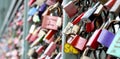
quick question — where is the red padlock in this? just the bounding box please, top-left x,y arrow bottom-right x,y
86,21 -> 95,33
36,45 -> 44,55
43,30 -> 56,44
63,1 -> 78,18
86,29 -> 102,50
29,27 -> 41,43
104,0 -> 116,10
44,42 -> 56,57
67,35 -> 87,51
28,0 -> 36,7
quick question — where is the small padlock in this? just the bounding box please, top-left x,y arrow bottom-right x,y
55,52 -> 61,59
38,3 -> 47,16
30,29 -> 46,47
36,45 -> 44,55
28,7 -> 37,16
41,15 -> 62,30
46,0 -> 56,6
28,0 -> 36,7
109,0 -> 120,14
85,20 -> 95,33
81,2 -> 100,23
33,13 -> 40,23
44,42 -> 56,57
63,13 -> 84,35
67,35 -> 87,51
80,48 -> 92,59
26,24 -> 36,41
63,1 -> 78,18
94,4 -> 104,16
97,20 -> 119,48
107,27 -> 120,58
104,0 -> 116,10
28,48 -> 38,59
29,27 -> 41,43
31,0 -> 45,7
43,30 -> 56,44
86,28 -> 102,50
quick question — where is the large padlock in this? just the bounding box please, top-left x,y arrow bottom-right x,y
107,28 -> 120,58
63,1 -> 78,18
41,15 -> 62,30
104,0 -> 116,10
67,35 -> 87,51
43,30 -> 56,44
109,0 -> 120,14
80,48 -> 92,59
97,20 -> 119,48
81,2 -> 100,23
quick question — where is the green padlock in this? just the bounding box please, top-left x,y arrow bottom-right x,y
107,29 -> 120,58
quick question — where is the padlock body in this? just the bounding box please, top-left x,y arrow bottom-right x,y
86,29 -> 102,49
107,29 -> 120,58
63,1 -> 78,18
97,29 -> 115,47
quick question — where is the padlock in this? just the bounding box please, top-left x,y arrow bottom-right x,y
43,30 -> 56,44
80,48 -> 92,59
63,13 -> 84,35
94,4 -> 104,16
30,29 -> 46,47
33,13 -> 40,23
29,27 -> 41,43
44,36 -> 61,57
28,48 -> 38,59
26,24 -> 36,41
107,28 -> 120,58
109,0 -> 120,14
46,0 -> 56,6
98,0 -> 108,4
31,0 -> 45,7
63,1 -> 78,18
86,29 -> 102,50
41,15 -> 62,30
81,2 -> 100,23
28,7 -> 37,16
36,45 -> 44,55
106,55 -> 117,59
28,0 -> 36,6
97,20 -> 120,48
44,42 -> 56,57
55,52 -> 61,59
85,20 -> 95,33
38,3 -> 47,16
104,0 -> 116,10
67,35 -> 87,51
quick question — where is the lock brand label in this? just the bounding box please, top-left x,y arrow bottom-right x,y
107,29 -> 120,58
64,43 -> 79,54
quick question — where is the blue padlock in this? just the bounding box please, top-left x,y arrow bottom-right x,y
28,7 -> 37,16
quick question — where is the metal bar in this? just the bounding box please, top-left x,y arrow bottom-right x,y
61,0 -> 78,59
0,0 -> 17,37
21,0 -> 29,59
